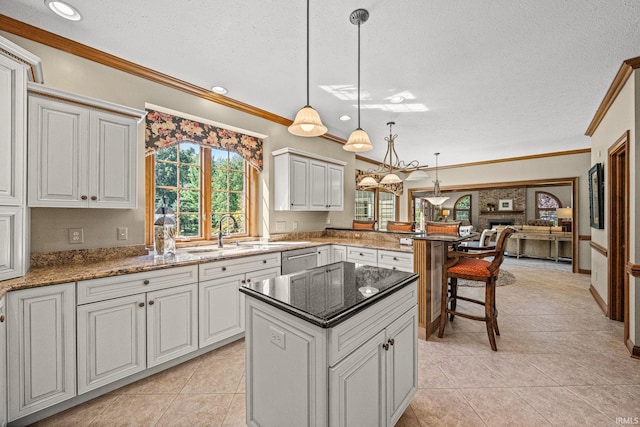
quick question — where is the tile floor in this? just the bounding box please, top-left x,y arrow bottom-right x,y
33,257 -> 639,426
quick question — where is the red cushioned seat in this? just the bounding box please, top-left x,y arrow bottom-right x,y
447,258 -> 497,278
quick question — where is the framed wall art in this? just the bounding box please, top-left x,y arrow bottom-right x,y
498,199 -> 513,211
588,163 -> 604,229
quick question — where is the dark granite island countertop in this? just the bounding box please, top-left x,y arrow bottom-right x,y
240,261 -> 418,328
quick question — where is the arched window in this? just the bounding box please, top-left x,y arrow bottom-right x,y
453,194 -> 472,223
536,191 -> 561,221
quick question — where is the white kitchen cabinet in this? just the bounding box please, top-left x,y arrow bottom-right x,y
76,266 -> 198,394
346,246 -> 378,267
377,249 -> 414,273
317,245 -> 330,267
0,296 -> 6,427
272,147 -> 346,211
199,253 -> 281,348
329,307 -> 417,427
7,283 -> 76,421
330,245 -> 347,263
27,83 -> 145,209
0,207 -> 28,282
147,284 -> 198,367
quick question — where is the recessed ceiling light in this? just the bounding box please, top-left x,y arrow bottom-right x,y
45,0 -> 82,21
389,96 -> 405,104
339,115 -> 351,121
211,86 -> 228,94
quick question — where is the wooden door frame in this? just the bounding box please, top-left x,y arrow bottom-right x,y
607,131 -> 629,339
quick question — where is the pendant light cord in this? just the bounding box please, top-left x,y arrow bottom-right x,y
357,19 -> 361,128
306,0 -> 310,106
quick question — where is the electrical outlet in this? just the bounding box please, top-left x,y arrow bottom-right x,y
293,221 -> 298,230
269,325 -> 285,349
326,217 -> 331,225
68,228 -> 84,244
117,227 -> 128,240
354,232 -> 361,238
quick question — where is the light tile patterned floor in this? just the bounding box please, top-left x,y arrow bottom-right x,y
33,257 -> 639,426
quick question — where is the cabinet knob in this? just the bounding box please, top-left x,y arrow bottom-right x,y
388,338 -> 395,346
143,280 -> 150,285
138,302 -> 145,307
393,257 -> 398,261
222,266 -> 227,271
81,195 -> 88,200
91,196 -> 97,201
263,260 -> 267,264
246,278 -> 251,283
382,343 -> 390,351
241,279 -> 246,284
148,300 -> 154,305
0,315 -> 4,323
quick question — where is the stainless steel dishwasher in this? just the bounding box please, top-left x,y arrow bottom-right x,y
281,247 -> 318,274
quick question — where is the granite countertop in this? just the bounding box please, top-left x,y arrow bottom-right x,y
0,238 -> 415,298
240,261 -> 418,328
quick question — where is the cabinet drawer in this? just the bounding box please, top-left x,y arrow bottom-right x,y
199,252 -> 281,280
77,265 -> 198,304
377,250 -> 413,272
327,281 -> 417,366
346,247 -> 377,265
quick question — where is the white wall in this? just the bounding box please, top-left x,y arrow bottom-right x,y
589,69 -> 636,345
2,32 -> 357,252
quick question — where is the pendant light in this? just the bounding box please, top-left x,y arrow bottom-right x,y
343,9 -> 373,152
425,152 -> 449,206
288,0 -> 327,137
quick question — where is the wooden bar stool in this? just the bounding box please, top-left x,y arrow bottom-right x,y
438,227 -> 517,351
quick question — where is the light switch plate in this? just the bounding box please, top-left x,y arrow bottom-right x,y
117,227 -> 128,240
68,228 -> 84,244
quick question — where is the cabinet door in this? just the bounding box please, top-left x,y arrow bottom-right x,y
0,206 -> 26,282
0,54 -> 26,206
245,266 -> 281,285
289,156 -> 309,210
329,330 -> 386,427
77,294 -> 146,394
326,263 -> 346,312
89,111 -> 137,208
386,307 -> 418,426
317,245 -> 330,267
327,164 -> 344,211
330,245 -> 347,263
28,96 -> 89,207
199,274 -> 245,348
0,297 -> 6,427
147,284 -> 198,367
7,283 -> 76,420
309,160 -> 328,210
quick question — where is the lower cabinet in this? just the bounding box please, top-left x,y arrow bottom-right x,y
330,245 -> 347,263
329,308 -> 418,426
7,283 -> 76,421
77,283 -> 198,394
317,245 -> 330,267
0,297 -> 6,427
199,266 -> 280,348
346,246 -> 378,266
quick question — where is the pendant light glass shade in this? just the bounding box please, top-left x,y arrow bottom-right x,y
379,173 -> 402,185
344,128 -> 373,152
288,105 -> 327,136
344,9 -> 372,152
405,169 -> 430,181
288,0 -> 327,138
359,176 -> 379,187
425,152 -> 449,206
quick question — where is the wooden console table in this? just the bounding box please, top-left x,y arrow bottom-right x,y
510,233 -> 572,261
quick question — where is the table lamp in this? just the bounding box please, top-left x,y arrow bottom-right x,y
556,207 -> 573,232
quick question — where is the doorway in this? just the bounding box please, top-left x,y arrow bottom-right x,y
607,132 -> 629,341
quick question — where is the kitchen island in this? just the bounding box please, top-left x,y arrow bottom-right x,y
240,262 -> 418,427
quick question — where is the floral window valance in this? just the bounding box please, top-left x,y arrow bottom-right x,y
356,169 -> 403,194
145,109 -> 263,172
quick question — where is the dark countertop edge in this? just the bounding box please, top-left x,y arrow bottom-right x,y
239,273 -> 419,329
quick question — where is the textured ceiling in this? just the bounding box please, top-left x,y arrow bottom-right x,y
2,1 -> 640,166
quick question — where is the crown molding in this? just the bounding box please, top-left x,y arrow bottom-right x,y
585,56 -> 640,136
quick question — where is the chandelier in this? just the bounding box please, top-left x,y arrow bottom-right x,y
357,122 -> 429,193
424,152 -> 449,206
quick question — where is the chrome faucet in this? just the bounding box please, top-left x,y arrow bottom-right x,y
217,214 -> 238,248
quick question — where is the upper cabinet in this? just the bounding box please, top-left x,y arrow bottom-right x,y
272,147 -> 346,211
27,83 -> 146,209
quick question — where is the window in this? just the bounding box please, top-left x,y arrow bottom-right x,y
354,188 -> 398,229
453,194 -> 471,223
152,142 -> 252,242
536,191 -> 561,222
